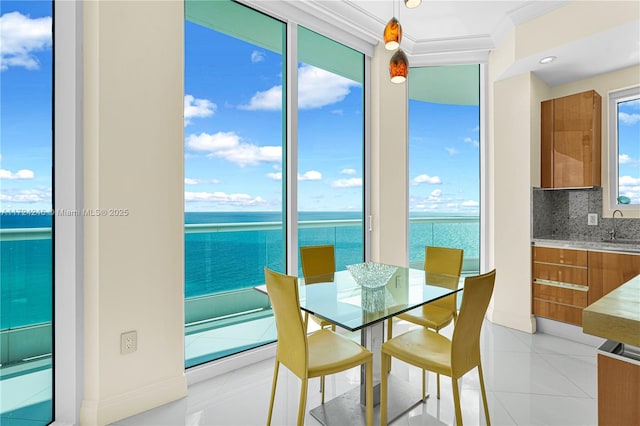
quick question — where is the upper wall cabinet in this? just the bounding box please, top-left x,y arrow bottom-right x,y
541,90 -> 602,188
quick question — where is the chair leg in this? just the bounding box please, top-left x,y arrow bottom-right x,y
297,378 -> 308,426
451,377 -> 463,426
478,362 -> 491,426
380,352 -> 389,426
321,376 -> 325,403
386,319 -> 393,373
365,358 -> 373,426
421,369 -> 426,401
267,360 -> 280,426
437,372 -> 441,399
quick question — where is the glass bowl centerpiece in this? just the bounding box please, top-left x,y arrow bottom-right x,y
347,262 -> 398,289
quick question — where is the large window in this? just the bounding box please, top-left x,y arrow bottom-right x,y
184,0 -> 285,367
408,65 -> 480,274
0,1 -> 53,425
184,1 -> 368,367
297,26 -> 365,273
609,86 -> 640,209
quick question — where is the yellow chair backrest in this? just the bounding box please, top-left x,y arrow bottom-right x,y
264,267 -> 308,379
300,244 -> 336,284
451,269 -> 496,377
424,246 -> 464,311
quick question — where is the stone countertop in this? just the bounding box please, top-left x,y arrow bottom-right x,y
583,275 -> 640,347
532,235 -> 640,254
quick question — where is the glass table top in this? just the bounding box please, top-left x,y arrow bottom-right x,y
299,263 -> 461,331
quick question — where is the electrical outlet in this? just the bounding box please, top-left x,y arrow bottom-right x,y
121,330 -> 137,355
588,213 -> 598,226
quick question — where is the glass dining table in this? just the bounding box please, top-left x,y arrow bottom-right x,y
290,263 -> 461,425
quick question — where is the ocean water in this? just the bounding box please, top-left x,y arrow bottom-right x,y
0,211 -> 478,329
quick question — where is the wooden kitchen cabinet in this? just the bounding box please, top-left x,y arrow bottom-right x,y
533,246 -> 640,326
588,250 -> 640,303
532,246 -> 589,326
598,352 -> 640,426
541,90 -> 602,188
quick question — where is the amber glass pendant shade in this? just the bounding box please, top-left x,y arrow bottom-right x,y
383,17 -> 402,50
389,49 -> 408,83
404,0 -> 421,8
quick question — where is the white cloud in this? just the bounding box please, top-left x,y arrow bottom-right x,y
1,12 -> 52,71
412,174 -> 442,185
340,168 -> 357,175
185,191 -> 267,207
620,175 -> 640,185
0,187 -> 51,203
299,170 -> 322,181
464,137 -> 479,147
251,50 -> 265,63
332,178 -> 362,188
185,177 -> 220,185
239,64 -> 359,110
445,147 -> 459,155
184,95 -> 216,127
461,200 -> 479,207
428,189 -> 442,200
186,131 -> 281,167
266,170 -> 321,181
0,168 -> 34,180
186,131 -> 239,151
619,176 -> 640,204
619,154 -> 633,164
619,112 -> 640,126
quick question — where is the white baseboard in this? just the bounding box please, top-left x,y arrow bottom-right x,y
535,317 -> 606,347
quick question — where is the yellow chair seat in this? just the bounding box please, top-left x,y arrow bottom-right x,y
396,304 -> 455,331
382,328 -> 452,376
308,329 -> 371,377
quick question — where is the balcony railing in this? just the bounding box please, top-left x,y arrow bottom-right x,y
1,215 -> 479,365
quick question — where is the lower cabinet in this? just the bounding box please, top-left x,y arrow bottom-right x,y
532,246 -> 588,326
588,250 -> 640,303
598,351 -> 640,426
532,246 -> 640,326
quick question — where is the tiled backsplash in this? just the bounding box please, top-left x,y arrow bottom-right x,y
532,186 -> 640,240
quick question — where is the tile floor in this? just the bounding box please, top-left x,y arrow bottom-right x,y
116,319 -> 600,425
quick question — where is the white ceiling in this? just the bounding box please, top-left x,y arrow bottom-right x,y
247,0 -> 640,87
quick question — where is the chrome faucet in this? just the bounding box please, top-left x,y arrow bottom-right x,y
610,209 -> 624,240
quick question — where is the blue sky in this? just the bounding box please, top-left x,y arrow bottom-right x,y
1,1 -> 52,212
2,2 -> 637,215
617,99 -> 640,203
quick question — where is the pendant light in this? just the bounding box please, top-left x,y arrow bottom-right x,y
404,0 -> 421,8
389,48 -> 408,83
383,17 -> 402,50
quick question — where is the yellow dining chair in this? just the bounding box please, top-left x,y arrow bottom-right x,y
380,269 -> 496,426
387,245 -> 463,396
264,267 -> 373,426
300,245 -> 337,332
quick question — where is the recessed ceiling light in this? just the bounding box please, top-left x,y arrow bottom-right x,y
539,56 -> 556,64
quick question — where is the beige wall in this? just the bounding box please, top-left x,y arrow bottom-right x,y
488,1 -> 640,332
80,1 -> 187,424
370,43 -> 409,266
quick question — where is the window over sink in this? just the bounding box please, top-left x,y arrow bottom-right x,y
609,86 -> 640,209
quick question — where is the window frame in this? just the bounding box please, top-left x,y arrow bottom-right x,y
608,85 -> 640,211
